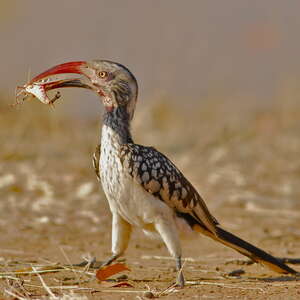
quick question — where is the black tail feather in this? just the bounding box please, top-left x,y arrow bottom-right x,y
215,226 -> 297,274
192,223 -> 297,274
176,211 -> 298,274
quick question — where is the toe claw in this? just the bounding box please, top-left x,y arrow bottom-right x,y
176,270 -> 185,288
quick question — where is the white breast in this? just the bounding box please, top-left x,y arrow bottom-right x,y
99,125 -> 124,211
99,125 -> 175,230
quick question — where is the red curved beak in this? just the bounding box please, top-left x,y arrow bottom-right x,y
29,61 -> 86,83
18,61 -> 93,105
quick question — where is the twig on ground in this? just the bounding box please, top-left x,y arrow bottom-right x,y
4,289 -> 27,300
59,246 -> 82,284
32,265 -> 56,298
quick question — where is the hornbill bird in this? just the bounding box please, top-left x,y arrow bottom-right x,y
20,60 -> 298,287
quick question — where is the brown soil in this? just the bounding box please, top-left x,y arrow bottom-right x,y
0,98 -> 299,299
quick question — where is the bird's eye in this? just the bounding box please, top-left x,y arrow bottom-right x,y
98,71 -> 108,79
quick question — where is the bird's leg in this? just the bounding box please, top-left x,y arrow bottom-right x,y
176,256 -> 184,288
99,253 -> 121,267
154,218 -> 185,288
109,213 -> 132,260
71,254 -> 119,270
94,213 -> 132,269
73,213 -> 131,269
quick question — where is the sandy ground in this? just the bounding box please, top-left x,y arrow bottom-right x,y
0,99 -> 299,299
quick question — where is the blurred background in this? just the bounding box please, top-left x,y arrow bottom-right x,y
2,1 -> 300,115
0,0 -> 300,249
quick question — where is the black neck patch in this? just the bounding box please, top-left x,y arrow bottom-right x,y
103,106 -> 133,144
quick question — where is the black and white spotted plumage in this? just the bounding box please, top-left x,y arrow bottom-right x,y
119,144 -> 218,234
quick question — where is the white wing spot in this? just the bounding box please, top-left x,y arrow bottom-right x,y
142,171 -> 150,182
151,169 -> 157,178
175,182 -> 181,189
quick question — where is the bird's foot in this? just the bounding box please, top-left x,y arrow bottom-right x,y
175,270 -> 185,288
70,257 -> 103,269
174,256 -> 185,288
72,254 -> 121,270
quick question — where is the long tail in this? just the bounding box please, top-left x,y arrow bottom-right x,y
193,224 -> 298,274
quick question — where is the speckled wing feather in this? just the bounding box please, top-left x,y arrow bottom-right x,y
119,144 -> 219,234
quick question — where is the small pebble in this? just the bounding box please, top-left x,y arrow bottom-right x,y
143,291 -> 155,298
228,269 -> 245,277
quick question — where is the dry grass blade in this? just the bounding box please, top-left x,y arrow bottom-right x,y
141,255 -> 199,262
59,246 -> 82,284
32,266 -> 56,298
157,282 -> 180,297
0,266 -> 94,278
3,275 -> 31,300
0,266 -> 63,276
0,275 -> 26,280
4,289 -> 27,300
